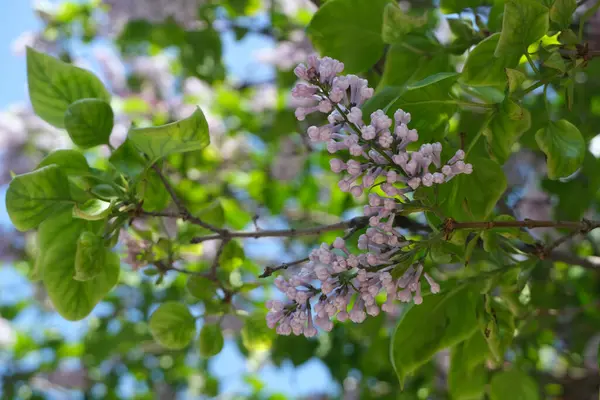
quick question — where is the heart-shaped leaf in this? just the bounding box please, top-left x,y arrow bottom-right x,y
26,47 -> 110,128
6,165 -> 73,231
64,98 -> 114,149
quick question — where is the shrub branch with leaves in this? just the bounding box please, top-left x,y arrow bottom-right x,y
5,0 -> 600,398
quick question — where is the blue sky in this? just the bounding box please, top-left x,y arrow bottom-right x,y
0,3 -> 39,107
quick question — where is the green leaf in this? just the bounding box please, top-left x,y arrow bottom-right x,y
460,34 -> 521,88
6,165 -> 73,231
387,72 -> 460,142
26,47 -> 110,128
109,138 -> 146,177
550,0 -> 576,29
542,51 -> 566,72
74,231 -> 106,281
441,157 -> 507,221
37,149 -> 90,176
381,3 -> 428,44
448,332 -> 489,400
378,36 -> 450,90
187,276 -> 218,300
241,311 -> 275,352
72,199 -> 112,221
149,302 -> 196,350
505,68 -> 526,94
490,369 -> 540,400
199,323 -> 224,357
90,184 -> 120,201
483,99 -> 531,163
306,0 -> 391,73
440,0 -> 486,14
64,99 -> 114,149
390,286 -> 479,385
128,107 -> 210,163
448,18 -> 479,54
535,119 -> 585,179
220,240 -> 245,272
37,211 -> 119,320
137,168 -> 170,212
495,0 -> 550,57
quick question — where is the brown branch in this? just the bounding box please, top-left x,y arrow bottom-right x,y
519,243 -> 600,270
148,164 -> 226,234
259,257 -> 310,278
259,217 -> 370,278
443,217 -> 600,238
190,216 -> 370,244
209,238 -> 230,280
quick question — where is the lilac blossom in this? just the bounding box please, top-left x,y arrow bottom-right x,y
266,55 -> 472,337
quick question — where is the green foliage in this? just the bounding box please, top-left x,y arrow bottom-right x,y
307,0 -> 391,73
448,332 -> 489,399
6,165 -> 73,231
149,302 -> 196,350
386,73 -> 459,142
187,275 -> 218,300
26,47 -> 110,128
435,157 -> 507,221
440,0 -> 487,14
381,3 -> 428,45
490,369 -> 540,400
199,323 -> 224,357
241,312 -> 276,352
391,286 -> 480,385
37,149 -> 90,176
64,98 -> 114,148
128,107 -> 210,163
74,231 -> 106,281
484,99 -> 532,163
535,119 -> 585,179
5,0 -> 600,397
37,211 -> 120,320
73,199 -> 112,221
460,34 -> 521,88
549,0 -> 576,30
495,0 -> 549,57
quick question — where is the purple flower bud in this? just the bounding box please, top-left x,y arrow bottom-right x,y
330,158 -> 346,173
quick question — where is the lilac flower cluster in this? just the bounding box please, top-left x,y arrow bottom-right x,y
266,55 -> 471,337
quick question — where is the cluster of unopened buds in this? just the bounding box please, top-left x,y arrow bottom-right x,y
266,55 -> 471,337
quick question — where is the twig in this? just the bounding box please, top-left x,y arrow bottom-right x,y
210,239 -> 230,279
148,164 -> 225,234
259,257 -> 310,278
443,218 -> 600,237
258,217 -> 369,278
151,164 -> 185,212
191,216 -> 370,244
519,244 -> 600,270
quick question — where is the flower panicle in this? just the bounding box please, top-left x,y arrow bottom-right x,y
265,54 -> 470,337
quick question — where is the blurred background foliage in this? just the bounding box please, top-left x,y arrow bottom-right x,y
1,0 -> 600,399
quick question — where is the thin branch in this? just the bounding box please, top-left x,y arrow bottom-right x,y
259,217 -> 369,278
191,216 -> 370,244
151,164 -> 185,212
148,164 -> 226,234
519,244 -> 600,270
443,218 -> 600,237
259,257 -> 310,278
210,239 -> 230,279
